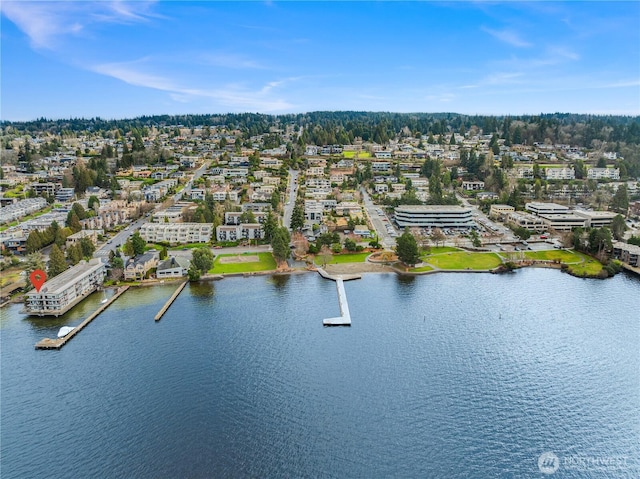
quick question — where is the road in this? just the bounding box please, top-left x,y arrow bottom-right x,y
456,193 -> 518,243
360,188 -> 396,250
283,168 -> 299,229
173,159 -> 211,202
94,216 -> 149,258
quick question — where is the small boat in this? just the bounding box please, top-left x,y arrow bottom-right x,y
100,297 -> 109,304
57,326 -> 75,338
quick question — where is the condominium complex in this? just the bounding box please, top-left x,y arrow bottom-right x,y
25,258 -> 106,316
394,205 -> 474,228
612,242 -> 640,267
139,222 -> 213,244
0,197 -> 47,224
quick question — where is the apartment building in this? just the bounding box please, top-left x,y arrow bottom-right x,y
25,258 -> 106,316
139,223 -> 213,244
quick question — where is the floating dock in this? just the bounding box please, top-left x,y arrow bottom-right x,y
35,286 -> 129,350
323,278 -> 351,326
154,281 -> 187,321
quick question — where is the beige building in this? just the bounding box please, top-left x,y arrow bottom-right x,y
25,258 -> 106,316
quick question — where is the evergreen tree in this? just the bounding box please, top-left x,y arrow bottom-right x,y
610,185 -> 629,214
79,237 -> 95,258
271,227 -> 291,263
24,252 -> 45,291
48,244 -> 67,277
67,244 -> 83,265
131,232 -> 146,255
395,228 -> 420,266
263,209 -> 278,241
290,202 -> 305,230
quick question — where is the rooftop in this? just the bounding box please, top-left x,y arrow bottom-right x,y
28,258 -> 103,295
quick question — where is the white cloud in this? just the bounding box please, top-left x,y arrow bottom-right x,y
92,60 -> 295,112
0,1 -> 158,49
482,27 -> 532,48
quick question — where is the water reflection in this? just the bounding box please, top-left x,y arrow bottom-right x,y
269,274 -> 290,291
189,281 -> 215,298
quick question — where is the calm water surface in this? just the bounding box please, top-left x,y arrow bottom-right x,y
1,269 -> 639,478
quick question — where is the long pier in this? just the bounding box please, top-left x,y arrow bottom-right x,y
323,278 -> 351,326
35,286 -> 129,350
316,268 -> 357,326
154,281 -> 188,321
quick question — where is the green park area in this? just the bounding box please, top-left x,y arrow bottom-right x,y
314,252 -> 370,265
211,252 -> 277,274
342,151 -> 371,159
566,252 -> 603,276
423,251 -> 503,270
422,246 -> 461,256
410,264 -> 434,273
523,249 -> 583,263
525,249 -> 603,276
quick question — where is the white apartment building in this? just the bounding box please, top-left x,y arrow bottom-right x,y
545,167 -> 575,180
462,181 -> 485,191
216,223 -> 264,242
587,168 -> 620,180
25,258 -> 106,316
140,223 -> 213,244
0,197 -> 47,224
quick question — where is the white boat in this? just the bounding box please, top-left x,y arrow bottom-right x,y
57,326 -> 75,338
100,297 -> 109,304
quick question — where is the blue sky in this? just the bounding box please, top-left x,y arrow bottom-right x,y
1,1 -> 639,121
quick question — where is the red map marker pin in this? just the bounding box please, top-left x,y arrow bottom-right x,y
30,269 -> 47,292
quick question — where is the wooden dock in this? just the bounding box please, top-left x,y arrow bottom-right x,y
154,281 -> 187,321
35,286 -> 130,350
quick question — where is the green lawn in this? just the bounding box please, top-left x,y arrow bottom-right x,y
421,246 -> 461,257
314,252 -> 370,265
211,252 -> 277,274
342,151 -> 371,159
524,249 -> 583,263
410,264 -> 434,273
567,252 -> 603,276
424,251 -> 503,270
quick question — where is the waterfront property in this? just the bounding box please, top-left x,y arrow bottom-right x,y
156,256 -> 190,278
124,253 -> 158,281
612,242 -> 640,267
25,258 -> 106,316
394,205 -> 474,228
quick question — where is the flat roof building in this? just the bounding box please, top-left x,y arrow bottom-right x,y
574,210 -> 617,228
139,223 -> 213,244
525,202 -> 569,216
25,258 -> 106,316
539,213 -> 587,231
394,205 -> 474,229
612,242 -> 640,267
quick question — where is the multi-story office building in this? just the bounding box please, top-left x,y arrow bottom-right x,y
394,205 -> 474,228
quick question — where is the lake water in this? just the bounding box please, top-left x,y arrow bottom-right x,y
1,269 -> 639,478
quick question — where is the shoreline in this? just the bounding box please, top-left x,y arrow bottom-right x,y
3,257 -> 631,309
